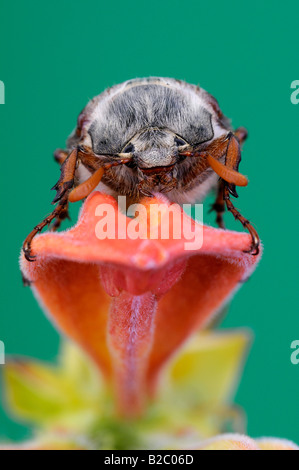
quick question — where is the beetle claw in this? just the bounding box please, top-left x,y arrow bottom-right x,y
243,235 -> 260,256
23,246 -> 36,262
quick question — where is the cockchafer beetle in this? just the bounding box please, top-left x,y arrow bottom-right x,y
23,77 -> 259,261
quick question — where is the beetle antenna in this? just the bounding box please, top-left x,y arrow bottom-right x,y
207,155 -> 248,187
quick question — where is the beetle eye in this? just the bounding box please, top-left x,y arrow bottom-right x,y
123,143 -> 135,153
174,137 -> 187,147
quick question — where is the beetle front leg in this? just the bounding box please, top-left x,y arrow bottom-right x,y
209,133 -> 259,254
23,194 -> 70,261
23,149 -> 78,262
50,149 -> 71,230
23,149 -> 132,261
54,148 -> 68,165
51,148 -> 78,203
223,184 -> 260,255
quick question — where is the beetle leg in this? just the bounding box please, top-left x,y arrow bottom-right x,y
23,194 -> 71,261
52,149 -> 78,204
222,132 -> 244,197
23,149 -> 78,262
138,179 -> 153,197
179,132 -> 247,193
179,127 -> 259,253
160,178 -> 178,193
234,127 -> 248,146
223,184 -> 260,255
23,150 -> 132,262
210,133 -> 259,254
54,148 -> 68,165
50,203 -> 70,231
50,150 -> 74,228
210,180 -> 226,229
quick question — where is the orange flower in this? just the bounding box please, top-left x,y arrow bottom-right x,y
1,434 -> 298,451
187,434 -> 299,451
20,192 -> 261,417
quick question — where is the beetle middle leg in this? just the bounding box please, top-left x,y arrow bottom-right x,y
51,149 -> 71,229
50,203 -> 70,231
210,179 -> 226,229
234,127 -> 248,146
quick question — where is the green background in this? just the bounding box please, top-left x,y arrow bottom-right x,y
0,0 -> 299,444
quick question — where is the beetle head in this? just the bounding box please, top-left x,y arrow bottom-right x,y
122,127 -> 187,170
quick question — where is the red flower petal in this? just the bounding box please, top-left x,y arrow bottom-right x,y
21,192 -> 261,416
